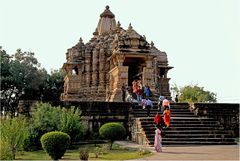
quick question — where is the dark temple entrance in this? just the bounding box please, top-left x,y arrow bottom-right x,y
123,57 -> 145,86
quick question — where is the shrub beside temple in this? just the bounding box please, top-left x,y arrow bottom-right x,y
40,131 -> 70,160
99,122 -> 126,150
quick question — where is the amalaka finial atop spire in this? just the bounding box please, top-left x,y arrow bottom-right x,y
100,5 -> 115,18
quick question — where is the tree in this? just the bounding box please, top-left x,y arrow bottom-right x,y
0,47 -> 15,114
0,117 -> 29,160
99,122 -> 126,150
176,84 -> 217,103
0,47 -> 48,115
41,69 -> 66,101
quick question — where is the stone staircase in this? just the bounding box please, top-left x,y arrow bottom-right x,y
132,102 -> 237,146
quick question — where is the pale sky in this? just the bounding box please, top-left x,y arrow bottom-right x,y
1,0 -> 240,103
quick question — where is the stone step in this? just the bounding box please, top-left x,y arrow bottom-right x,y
134,113 -> 195,117
134,105 -> 190,110
140,120 -> 220,125
149,138 -> 237,145
154,141 -> 237,146
134,108 -> 191,112
144,127 -> 232,134
144,126 -> 225,131
142,123 -> 221,127
146,133 -> 234,138
133,111 -> 193,114
149,137 -> 234,143
145,130 -> 233,135
139,118 -> 219,124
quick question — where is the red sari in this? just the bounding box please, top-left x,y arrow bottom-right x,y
163,110 -> 171,127
154,113 -> 161,126
132,80 -> 137,93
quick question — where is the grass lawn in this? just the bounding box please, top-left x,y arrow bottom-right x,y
16,143 -> 152,160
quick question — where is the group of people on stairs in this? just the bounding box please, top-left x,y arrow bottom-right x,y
121,82 -> 172,153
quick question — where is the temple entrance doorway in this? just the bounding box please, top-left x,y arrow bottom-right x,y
123,57 -> 145,87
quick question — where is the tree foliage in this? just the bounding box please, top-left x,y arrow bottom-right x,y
176,84 -> 217,103
0,47 -> 48,115
1,47 -> 65,116
99,122 -> 126,150
0,117 -> 29,160
41,69 -> 66,101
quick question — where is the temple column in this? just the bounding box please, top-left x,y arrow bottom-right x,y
84,48 -> 92,99
143,56 -> 156,93
105,60 -> 110,101
108,54 -> 128,101
77,64 -> 83,96
91,47 -> 99,95
98,47 -> 106,93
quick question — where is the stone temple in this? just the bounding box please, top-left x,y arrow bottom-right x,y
62,6 -> 173,102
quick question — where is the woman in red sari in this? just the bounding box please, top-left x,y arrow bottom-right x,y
132,80 -> 137,96
163,107 -> 171,127
154,112 -> 161,126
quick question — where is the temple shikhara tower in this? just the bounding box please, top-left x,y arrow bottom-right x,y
62,6 -> 173,102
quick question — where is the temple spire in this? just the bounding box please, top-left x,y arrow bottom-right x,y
97,5 -> 116,35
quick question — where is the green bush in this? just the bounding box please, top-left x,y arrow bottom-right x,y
40,131 -> 70,160
99,122 -> 126,150
0,140 -> 14,160
0,117 -> 29,159
57,107 -> 86,144
24,102 -> 85,150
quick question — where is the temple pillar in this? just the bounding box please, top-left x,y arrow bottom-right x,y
91,48 -> 99,95
108,55 -> 128,101
105,60 -> 111,101
98,48 -> 106,93
84,49 -> 92,99
143,56 -> 156,94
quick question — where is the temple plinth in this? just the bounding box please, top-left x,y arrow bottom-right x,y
62,6 -> 173,102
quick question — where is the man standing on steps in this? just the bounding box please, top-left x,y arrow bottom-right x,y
145,98 -> 153,117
